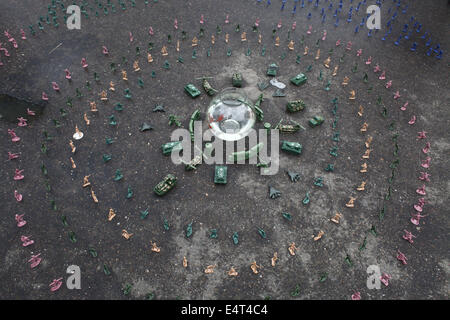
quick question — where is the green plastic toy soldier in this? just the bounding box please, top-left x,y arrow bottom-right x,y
109,115 -> 117,126
232,232 -> 239,245
186,222 -> 193,238
124,88 -> 132,99
126,186 -> 133,199
114,169 -> 123,181
302,192 -> 310,205
210,229 -> 218,239
168,115 -> 181,127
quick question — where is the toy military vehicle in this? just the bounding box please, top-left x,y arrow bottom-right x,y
308,115 -> 324,127
281,141 -> 303,155
214,165 -> 227,184
202,79 -> 218,96
154,174 -> 177,196
184,84 -> 201,98
286,100 -> 306,113
162,141 -> 183,155
232,73 -> 243,87
290,73 -> 307,86
267,63 -> 278,76
275,119 -> 305,133
184,155 -> 202,171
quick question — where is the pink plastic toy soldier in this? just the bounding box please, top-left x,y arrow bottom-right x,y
8,151 -> 19,160
42,92 -> 48,101
292,21 -> 297,30
422,142 -> 431,154
335,39 -> 341,47
397,251 -> 408,265
102,46 -> 109,55
21,235 -> 34,247
52,82 -> 60,91
351,291 -> 361,300
14,190 -> 23,202
81,58 -> 88,69
129,32 -> 133,42
14,169 -> 24,180
373,64 -> 381,73
174,19 -> 178,29
346,41 -> 352,51
419,172 -> 431,182
380,273 -> 391,286
8,129 -> 20,142
2,48 -> 10,57
148,27 -> 154,36
385,80 -> 392,89
29,254 -> 42,269
64,69 -> 72,80
11,38 -> 18,49
411,213 -> 426,225
418,197 -> 426,206
20,29 -> 26,40
421,157 -> 431,169
356,48 -> 362,57
408,115 -> 416,125
306,25 -> 312,34
416,185 -> 427,196
200,14 -> 205,24
49,278 -> 63,292
379,70 -> 386,80
401,101 -> 408,111
403,230 -> 416,244
322,30 -> 327,41
365,56 -> 372,65
15,214 -> 27,227
394,90 -> 401,99
414,198 -> 426,212
417,131 -> 427,139
277,19 -> 282,29
27,108 -> 35,116
10,38 -> 18,49
4,30 -> 12,39
225,15 -> 230,24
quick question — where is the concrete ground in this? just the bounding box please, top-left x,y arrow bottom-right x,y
0,0 -> 449,300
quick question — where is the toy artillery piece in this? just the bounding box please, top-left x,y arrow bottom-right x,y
253,94 -> 264,121
286,100 -> 306,113
154,174 -> 177,196
161,141 -> 183,155
275,119 -> 306,133
184,155 -> 202,171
